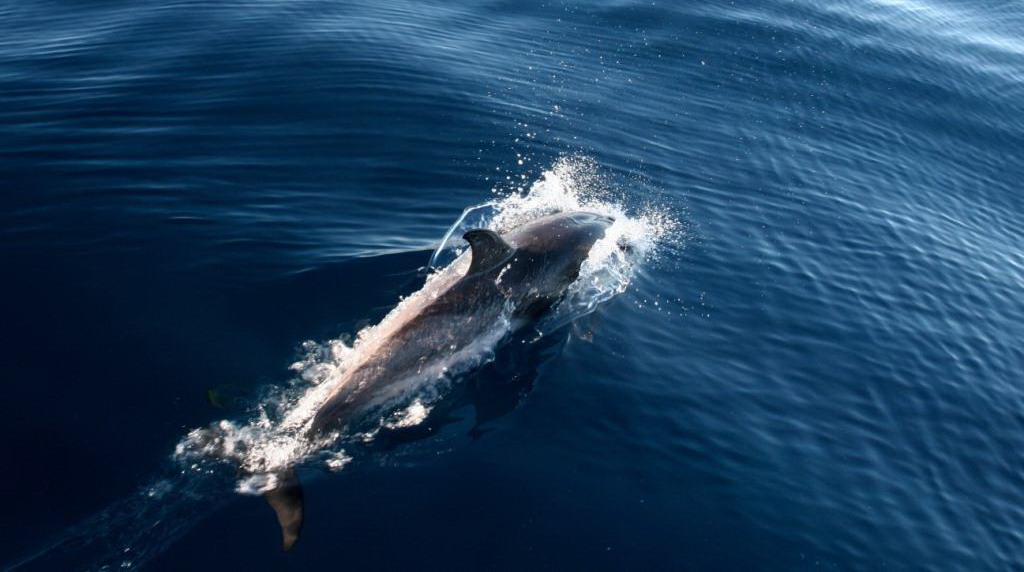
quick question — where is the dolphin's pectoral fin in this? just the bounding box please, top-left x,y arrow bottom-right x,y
463,229 -> 514,274
572,310 -> 602,342
264,469 -> 305,551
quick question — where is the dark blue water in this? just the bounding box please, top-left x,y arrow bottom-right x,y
3,0 -> 1023,570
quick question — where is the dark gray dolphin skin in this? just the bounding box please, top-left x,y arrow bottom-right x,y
266,211 -> 614,550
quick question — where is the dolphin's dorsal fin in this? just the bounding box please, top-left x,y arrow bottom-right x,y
463,229 -> 514,274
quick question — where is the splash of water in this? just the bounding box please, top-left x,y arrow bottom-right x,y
175,156 -> 675,493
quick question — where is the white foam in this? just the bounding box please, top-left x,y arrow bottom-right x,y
174,156 -> 675,493
325,450 -> 353,472
384,400 -> 432,429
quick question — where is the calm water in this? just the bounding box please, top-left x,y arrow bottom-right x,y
2,0 -> 1023,570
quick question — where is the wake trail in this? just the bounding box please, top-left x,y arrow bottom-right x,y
8,156 -> 677,570
5,469 -> 231,571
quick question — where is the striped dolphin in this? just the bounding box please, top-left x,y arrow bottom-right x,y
245,211 -> 614,549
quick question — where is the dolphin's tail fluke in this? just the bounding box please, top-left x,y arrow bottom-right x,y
263,469 -> 305,551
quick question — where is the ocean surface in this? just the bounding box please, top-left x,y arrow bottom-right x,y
2,0 -> 1023,570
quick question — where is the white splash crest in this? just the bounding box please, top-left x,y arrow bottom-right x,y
384,400 -> 432,429
175,156 -> 675,493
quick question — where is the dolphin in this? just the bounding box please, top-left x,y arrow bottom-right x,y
262,211 -> 615,550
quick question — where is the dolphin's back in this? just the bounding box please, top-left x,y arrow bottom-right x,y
308,273 -> 505,436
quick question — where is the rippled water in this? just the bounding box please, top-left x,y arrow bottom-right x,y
2,0 -> 1022,570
